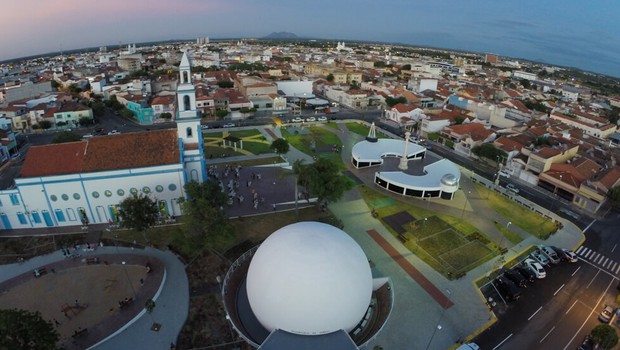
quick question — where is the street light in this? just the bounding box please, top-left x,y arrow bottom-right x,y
425,288 -> 452,350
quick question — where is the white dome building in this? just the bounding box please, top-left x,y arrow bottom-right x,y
221,222 -> 393,350
246,222 -> 373,335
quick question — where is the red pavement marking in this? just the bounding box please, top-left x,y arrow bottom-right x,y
265,128 -> 279,140
367,229 -> 454,309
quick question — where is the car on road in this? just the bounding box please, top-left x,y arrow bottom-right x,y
551,246 -> 578,263
538,245 -> 561,264
317,116 -> 328,122
11,153 -> 21,160
456,343 -> 480,350
504,269 -> 527,288
305,116 -> 316,122
506,183 -> 519,194
494,276 -> 522,301
578,335 -> 594,350
222,123 -> 235,128
291,117 -> 303,123
200,124 -> 209,130
107,129 -> 120,135
531,250 -> 550,266
523,258 -> 546,279
93,127 -> 105,135
515,266 -> 536,283
599,304 -> 614,323
499,169 -> 511,178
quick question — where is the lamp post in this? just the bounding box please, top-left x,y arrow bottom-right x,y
425,289 -> 452,350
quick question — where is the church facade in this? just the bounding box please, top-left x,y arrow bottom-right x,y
0,52 -> 207,231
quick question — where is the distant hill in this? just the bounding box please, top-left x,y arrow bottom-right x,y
263,32 -> 298,39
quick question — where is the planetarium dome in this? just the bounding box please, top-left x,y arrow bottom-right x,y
441,173 -> 458,186
246,221 -> 373,335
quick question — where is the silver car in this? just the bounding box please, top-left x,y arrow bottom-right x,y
538,245 -> 561,264
531,250 -> 550,266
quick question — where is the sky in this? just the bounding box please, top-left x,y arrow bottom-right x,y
2,0 -> 619,77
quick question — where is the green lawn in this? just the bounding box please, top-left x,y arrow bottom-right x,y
204,146 -> 243,158
476,185 -> 556,239
359,185 -> 499,278
345,122 -> 388,138
240,141 -> 272,154
203,132 -> 223,138
229,129 -> 263,138
281,127 -> 344,168
494,222 -> 524,245
325,121 -> 340,130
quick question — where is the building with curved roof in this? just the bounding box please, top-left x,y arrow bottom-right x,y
222,222 -> 393,350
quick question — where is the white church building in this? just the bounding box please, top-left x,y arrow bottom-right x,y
0,52 -> 207,231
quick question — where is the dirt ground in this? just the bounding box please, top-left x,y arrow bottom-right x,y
0,264 -> 147,347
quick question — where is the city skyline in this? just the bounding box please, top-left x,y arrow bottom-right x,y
2,0 -> 619,78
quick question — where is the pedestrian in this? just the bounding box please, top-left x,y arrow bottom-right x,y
140,278 -> 144,285
272,203 -> 276,211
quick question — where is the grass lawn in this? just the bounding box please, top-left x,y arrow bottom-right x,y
202,132 -> 223,138
240,141 -> 272,154
281,127 -> 344,168
494,222 -> 524,245
345,122 -> 388,138
229,129 -> 263,138
476,185 -> 556,239
204,146 -> 243,158
359,185 -> 498,278
325,121 -> 340,130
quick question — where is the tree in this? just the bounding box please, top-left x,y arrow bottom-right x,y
160,112 -> 172,120
179,180 -> 234,251
215,110 -> 229,119
52,131 -> 82,144
590,324 -> 618,349
326,73 -> 334,82
471,143 -> 508,162
39,120 -> 52,129
401,64 -> 411,71
270,138 -> 289,156
374,61 -> 386,68
0,308 -> 60,350
78,116 -> 92,126
520,78 -> 531,89
91,101 -> 105,117
608,186 -> 620,208
385,96 -> 407,107
118,193 -> 159,232
120,108 -> 134,119
297,158 -> 355,206
217,81 -> 234,88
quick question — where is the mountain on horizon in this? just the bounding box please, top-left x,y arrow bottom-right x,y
263,32 -> 298,39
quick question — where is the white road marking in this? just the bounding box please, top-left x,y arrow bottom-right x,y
576,246 -> 584,254
592,253 -> 599,261
528,306 -> 543,321
587,270 -> 600,289
616,264 -> 620,275
554,284 -> 565,296
585,250 -> 593,259
595,255 -> 604,264
612,263 -> 618,272
613,243 -> 618,253
494,333 -> 513,350
566,299 -> 579,315
602,257 -> 609,267
563,278 -> 614,350
572,266 -> 581,276
583,219 -> 597,233
540,326 -> 556,343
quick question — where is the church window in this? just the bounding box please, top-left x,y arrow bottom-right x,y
186,127 -> 193,138
61,194 -> 69,201
73,193 -> 81,200
155,185 -> 164,193
117,189 -> 125,196
184,95 -> 191,111
142,186 -> 151,194
183,71 -> 189,84
91,192 -> 99,198
104,190 -> 112,197
168,184 -> 177,191
130,188 -> 138,195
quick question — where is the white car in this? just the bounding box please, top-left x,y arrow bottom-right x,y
222,123 -> 235,128
317,116 -> 328,122
107,129 -> 121,135
506,183 -> 519,194
562,249 -> 578,263
524,258 -> 546,279
291,117 -> 303,123
499,170 -> 511,178
531,250 -> 550,266
200,124 -> 209,130
305,117 -> 316,122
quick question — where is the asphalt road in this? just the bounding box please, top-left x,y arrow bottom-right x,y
475,256 -> 618,350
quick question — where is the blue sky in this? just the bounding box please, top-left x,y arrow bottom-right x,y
3,0 -> 619,77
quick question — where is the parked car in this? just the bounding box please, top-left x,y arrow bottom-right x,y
222,123 -> 235,128
305,116 -> 316,122
524,258 -> 546,279
11,152 -> 21,160
499,169 -> 511,178
200,124 -> 209,130
506,183 -> 519,194
317,116 -> 328,122
599,304 -> 614,323
456,343 -> 480,350
578,335 -> 594,350
551,246 -> 578,263
93,127 -> 105,135
538,245 -> 561,264
531,250 -> 550,266
504,269 -> 527,288
515,266 -> 536,283
494,276 -> 522,301
291,117 -> 303,123
107,129 -> 121,135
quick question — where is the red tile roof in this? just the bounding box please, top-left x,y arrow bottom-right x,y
20,129 -> 179,178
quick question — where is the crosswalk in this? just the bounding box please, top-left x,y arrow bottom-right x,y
575,246 -> 620,275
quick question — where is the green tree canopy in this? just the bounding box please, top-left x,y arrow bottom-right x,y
374,61 -> 386,68
160,112 -> 172,119
520,78 -> 531,89
0,308 -> 60,350
52,131 -> 82,144
326,73 -> 334,82
118,193 -> 159,232
471,143 -> 508,162
296,158 -> 355,205
215,110 -> 229,119
39,120 -> 52,130
78,116 -> 92,126
608,186 -> 620,208
591,324 -> 619,349
385,96 -> 407,107
179,180 -> 234,251
401,64 -> 411,71
270,138 -> 289,155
